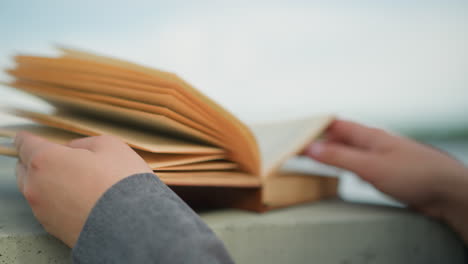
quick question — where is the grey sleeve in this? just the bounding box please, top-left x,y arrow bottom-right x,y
72,173 -> 234,264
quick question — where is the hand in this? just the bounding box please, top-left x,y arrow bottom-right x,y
304,120 -> 468,244
15,133 -> 153,247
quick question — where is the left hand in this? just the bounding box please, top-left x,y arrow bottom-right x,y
15,133 -> 153,247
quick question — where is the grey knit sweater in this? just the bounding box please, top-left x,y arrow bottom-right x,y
72,173 -> 234,264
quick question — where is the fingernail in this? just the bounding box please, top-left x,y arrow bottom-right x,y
307,143 -> 323,157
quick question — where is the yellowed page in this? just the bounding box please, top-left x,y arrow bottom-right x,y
155,161 -> 237,171
1,124 -> 229,168
0,145 -> 16,157
6,109 -> 223,154
8,88 -> 223,147
13,59 -> 213,122
56,48 -> 260,175
16,53 -> 178,88
137,151 -> 225,168
249,115 -> 334,178
9,80 -> 222,140
7,68 -> 215,131
0,129 -> 16,138
157,171 -> 261,187
14,51 -> 259,174
12,59 -> 217,129
0,124 -> 80,144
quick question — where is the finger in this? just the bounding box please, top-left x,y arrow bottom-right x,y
15,132 -> 58,166
325,120 -> 388,149
304,141 -> 375,178
68,135 -> 127,153
16,161 -> 27,194
299,138 -> 330,156
67,136 -> 99,151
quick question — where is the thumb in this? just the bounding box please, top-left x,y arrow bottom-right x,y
304,142 -> 374,180
67,136 -> 100,152
68,135 -> 129,153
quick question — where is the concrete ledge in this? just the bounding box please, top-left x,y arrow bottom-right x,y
0,156 -> 466,263
204,202 -> 466,264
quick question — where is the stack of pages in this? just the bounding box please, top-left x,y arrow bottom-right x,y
0,48 -> 338,211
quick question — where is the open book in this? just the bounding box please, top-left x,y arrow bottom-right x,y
0,48 -> 338,212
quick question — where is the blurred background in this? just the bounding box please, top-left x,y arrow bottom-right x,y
0,0 -> 467,205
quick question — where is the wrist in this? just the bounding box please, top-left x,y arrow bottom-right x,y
438,165 -> 468,244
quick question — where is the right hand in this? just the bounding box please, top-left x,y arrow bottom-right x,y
304,120 -> 468,244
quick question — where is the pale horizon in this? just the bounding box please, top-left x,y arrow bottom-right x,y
1,1 -> 467,132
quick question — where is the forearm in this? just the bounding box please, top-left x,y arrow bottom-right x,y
72,173 -> 234,264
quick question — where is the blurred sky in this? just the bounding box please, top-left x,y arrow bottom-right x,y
0,0 -> 467,131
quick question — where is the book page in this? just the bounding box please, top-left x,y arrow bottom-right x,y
56,48 -> 261,175
11,59 -> 214,128
7,68 -> 216,133
157,171 -> 261,187
249,115 -> 334,177
5,109 -> 223,154
11,53 -> 260,174
9,80 -> 221,140
0,145 -> 16,157
138,151 -> 226,169
0,124 -> 228,167
155,161 -> 237,171
9,89 -> 224,147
